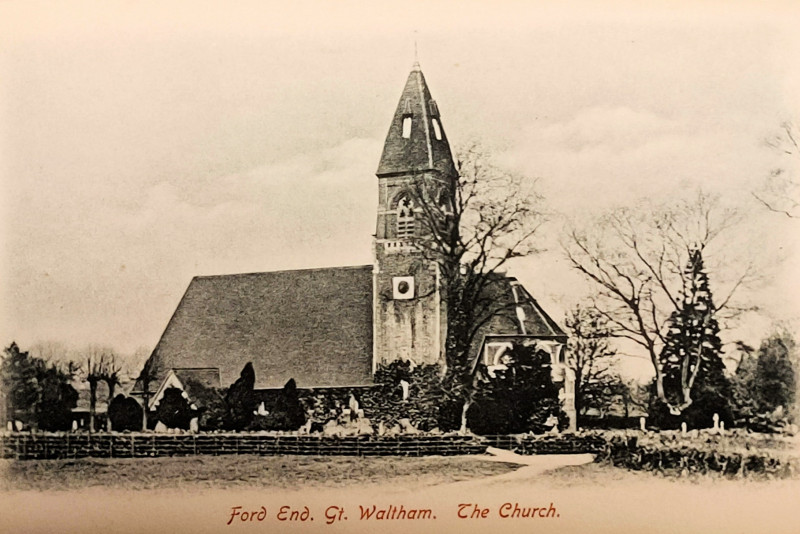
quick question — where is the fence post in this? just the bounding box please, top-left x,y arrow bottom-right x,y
131,434 -> 135,457
193,435 -> 197,456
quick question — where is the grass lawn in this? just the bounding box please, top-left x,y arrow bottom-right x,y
0,454 -> 520,492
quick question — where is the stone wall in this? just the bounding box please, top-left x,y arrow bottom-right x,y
0,432 -> 486,460
480,434 -> 608,455
0,432 -> 613,461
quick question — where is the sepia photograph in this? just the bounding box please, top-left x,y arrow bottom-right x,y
1,1 -> 799,532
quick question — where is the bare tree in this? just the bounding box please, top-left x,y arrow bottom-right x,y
754,121 -> 799,218
564,303 -> 621,425
407,143 -> 545,432
98,354 -> 122,430
619,378 -> 650,420
29,341 -> 80,377
81,346 -> 118,432
135,355 -> 156,430
564,191 -> 753,416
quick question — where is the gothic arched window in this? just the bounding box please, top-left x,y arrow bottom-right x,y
396,195 -> 415,239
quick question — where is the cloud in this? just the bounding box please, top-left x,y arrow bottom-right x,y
2,137 -> 382,352
503,105 -> 777,219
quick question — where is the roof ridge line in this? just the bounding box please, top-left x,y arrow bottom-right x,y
194,264 -> 373,279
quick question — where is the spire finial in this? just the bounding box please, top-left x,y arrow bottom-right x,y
412,30 -> 420,71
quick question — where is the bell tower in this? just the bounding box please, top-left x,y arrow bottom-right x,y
372,63 -> 457,369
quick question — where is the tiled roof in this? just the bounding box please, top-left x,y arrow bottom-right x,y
473,276 -> 567,348
376,66 -> 457,178
173,368 -> 221,403
141,265 -> 375,391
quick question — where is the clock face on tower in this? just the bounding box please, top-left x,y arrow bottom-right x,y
392,276 -> 415,300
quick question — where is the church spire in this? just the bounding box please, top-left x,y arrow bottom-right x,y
376,67 -> 457,178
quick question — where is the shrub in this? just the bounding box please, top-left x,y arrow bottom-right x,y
468,344 -> 564,435
250,379 -> 306,431
155,387 -> 193,430
108,394 -> 144,431
36,366 -> 79,431
360,361 -> 442,431
224,363 -> 257,431
196,388 -> 227,431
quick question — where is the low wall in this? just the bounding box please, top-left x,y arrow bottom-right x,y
0,432 -> 609,461
0,432 -> 487,460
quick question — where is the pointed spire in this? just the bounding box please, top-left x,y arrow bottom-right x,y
376,67 -> 456,178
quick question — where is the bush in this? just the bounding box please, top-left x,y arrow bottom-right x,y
108,394 -> 144,431
37,367 -> 79,431
155,387 -> 193,430
2,342 -> 78,431
468,344 -> 564,435
224,363 -> 257,431
648,386 -> 734,431
249,379 -> 306,431
196,388 -> 227,431
360,361 -> 442,431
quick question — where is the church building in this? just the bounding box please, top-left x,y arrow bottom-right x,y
134,63 -> 576,429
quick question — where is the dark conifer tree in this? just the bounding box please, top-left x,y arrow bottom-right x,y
225,362 -> 257,431
652,248 -> 732,428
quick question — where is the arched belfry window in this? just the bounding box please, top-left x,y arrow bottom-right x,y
396,195 -> 415,239
401,99 -> 413,139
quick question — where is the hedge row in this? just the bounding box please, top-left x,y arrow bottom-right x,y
599,435 -> 798,478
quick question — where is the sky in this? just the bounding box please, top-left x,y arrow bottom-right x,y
1,1 -> 798,378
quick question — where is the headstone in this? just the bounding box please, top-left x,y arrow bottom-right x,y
544,414 -> 559,434
323,420 -> 342,437
719,421 -> 725,435
189,417 -> 199,433
356,418 -> 374,435
14,420 -> 23,431
7,421 -> 13,431
398,418 -> 420,434
400,380 -> 410,401
348,394 -> 359,414
639,417 -> 646,431
681,422 -> 687,434
72,420 -> 78,432
713,413 -> 720,431
154,421 -> 168,433
256,402 -> 269,416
